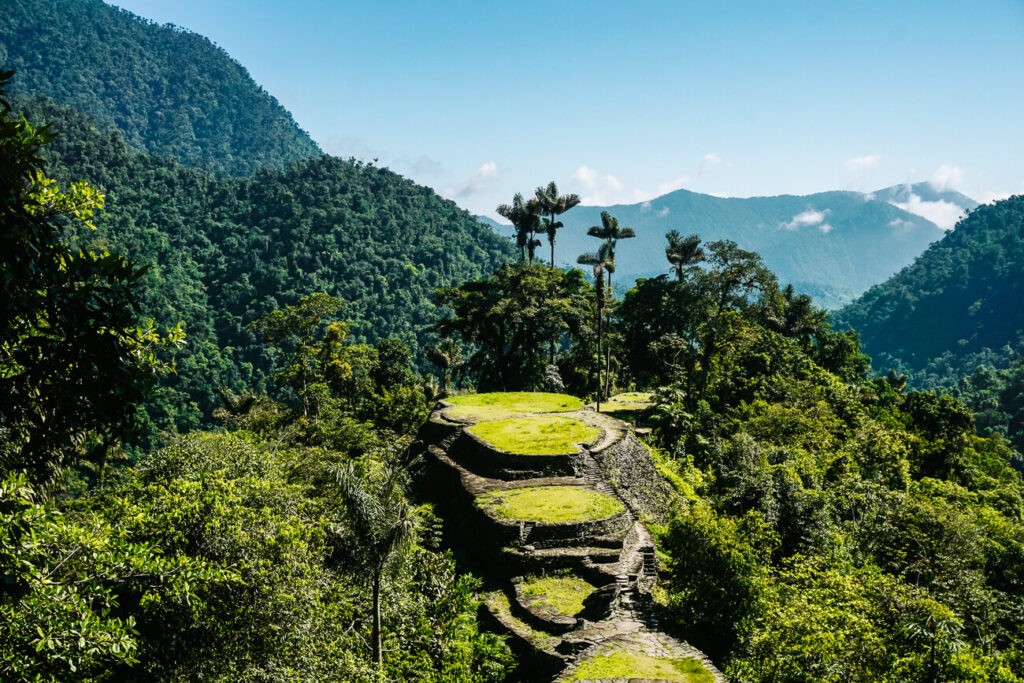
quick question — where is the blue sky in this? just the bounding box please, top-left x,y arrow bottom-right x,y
112,0 -> 1024,220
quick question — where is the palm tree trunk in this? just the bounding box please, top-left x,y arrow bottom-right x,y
372,568 -> 382,670
596,274 -> 604,411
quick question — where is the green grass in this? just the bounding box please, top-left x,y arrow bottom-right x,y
476,486 -> 623,523
611,392 -> 654,403
467,415 -> 599,455
570,651 -> 714,682
445,391 -> 583,422
521,575 -> 596,616
600,392 -> 655,413
484,590 -> 560,650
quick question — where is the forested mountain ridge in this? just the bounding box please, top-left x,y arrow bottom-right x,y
834,194 -> 1024,386
507,188 -> 947,308
19,94 -> 515,437
1,0 -> 321,175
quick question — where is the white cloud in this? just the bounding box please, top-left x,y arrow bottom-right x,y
571,165 -> 599,188
443,161 -> 499,199
977,187 -> 1018,204
780,208 -> 831,231
892,192 -> 965,230
569,153 -> 727,207
889,218 -> 915,231
845,154 -> 881,172
570,165 -> 624,205
929,163 -> 964,191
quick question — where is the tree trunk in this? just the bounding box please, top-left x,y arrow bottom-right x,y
596,273 -> 604,412
372,569 -> 383,670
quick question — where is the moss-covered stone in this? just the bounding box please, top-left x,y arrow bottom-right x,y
476,485 -> 623,523
521,575 -> 597,617
445,391 -> 584,422
570,650 -> 714,682
468,416 -> 599,455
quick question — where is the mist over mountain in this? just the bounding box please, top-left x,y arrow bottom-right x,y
0,0 -> 322,175
870,181 -> 979,231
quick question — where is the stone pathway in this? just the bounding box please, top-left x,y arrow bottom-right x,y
415,396 -> 724,682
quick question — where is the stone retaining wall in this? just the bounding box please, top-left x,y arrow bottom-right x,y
449,429 -> 587,479
590,432 -> 677,524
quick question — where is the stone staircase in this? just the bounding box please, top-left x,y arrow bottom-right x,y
413,398 -> 724,682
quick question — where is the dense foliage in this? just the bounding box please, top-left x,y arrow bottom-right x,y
948,360 -> 1024,459
1,86 -> 513,680
439,211 -> 1024,679
14,94 -> 514,441
607,234 -> 1024,680
1,0 -> 321,176
835,195 -> 1024,387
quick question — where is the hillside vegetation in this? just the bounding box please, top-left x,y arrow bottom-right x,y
19,94 -> 515,438
1,0 -> 321,175
835,195 -> 1024,385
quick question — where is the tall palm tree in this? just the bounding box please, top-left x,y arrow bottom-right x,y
587,212 -> 633,395
665,230 -> 705,280
331,461 -> 419,671
535,180 -> 581,268
577,242 -> 615,410
586,211 -> 635,295
497,193 -> 543,263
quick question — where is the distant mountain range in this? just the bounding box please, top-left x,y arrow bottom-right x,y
480,183 -> 977,309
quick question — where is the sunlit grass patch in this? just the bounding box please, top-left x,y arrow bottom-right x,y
445,391 -> 583,422
467,416 -> 599,454
521,575 -> 595,616
599,392 -> 655,413
484,590 -> 560,650
476,485 -> 622,523
570,650 -> 714,682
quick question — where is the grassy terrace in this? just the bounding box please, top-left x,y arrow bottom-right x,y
444,391 -> 584,422
484,591 -> 560,651
467,416 -> 599,455
570,651 -> 714,682
476,486 -> 623,523
521,575 -> 596,616
599,391 -> 655,413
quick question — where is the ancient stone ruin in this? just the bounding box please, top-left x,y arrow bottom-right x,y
412,392 -> 725,682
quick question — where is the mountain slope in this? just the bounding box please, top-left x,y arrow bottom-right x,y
1,0 -> 321,175
546,189 -> 945,308
21,94 -> 515,435
833,194 -> 1024,384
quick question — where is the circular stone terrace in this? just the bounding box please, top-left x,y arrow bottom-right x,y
475,485 -> 623,524
441,392 -> 628,452
420,391 -> 724,682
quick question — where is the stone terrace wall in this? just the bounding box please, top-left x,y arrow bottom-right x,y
591,432 -> 678,524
